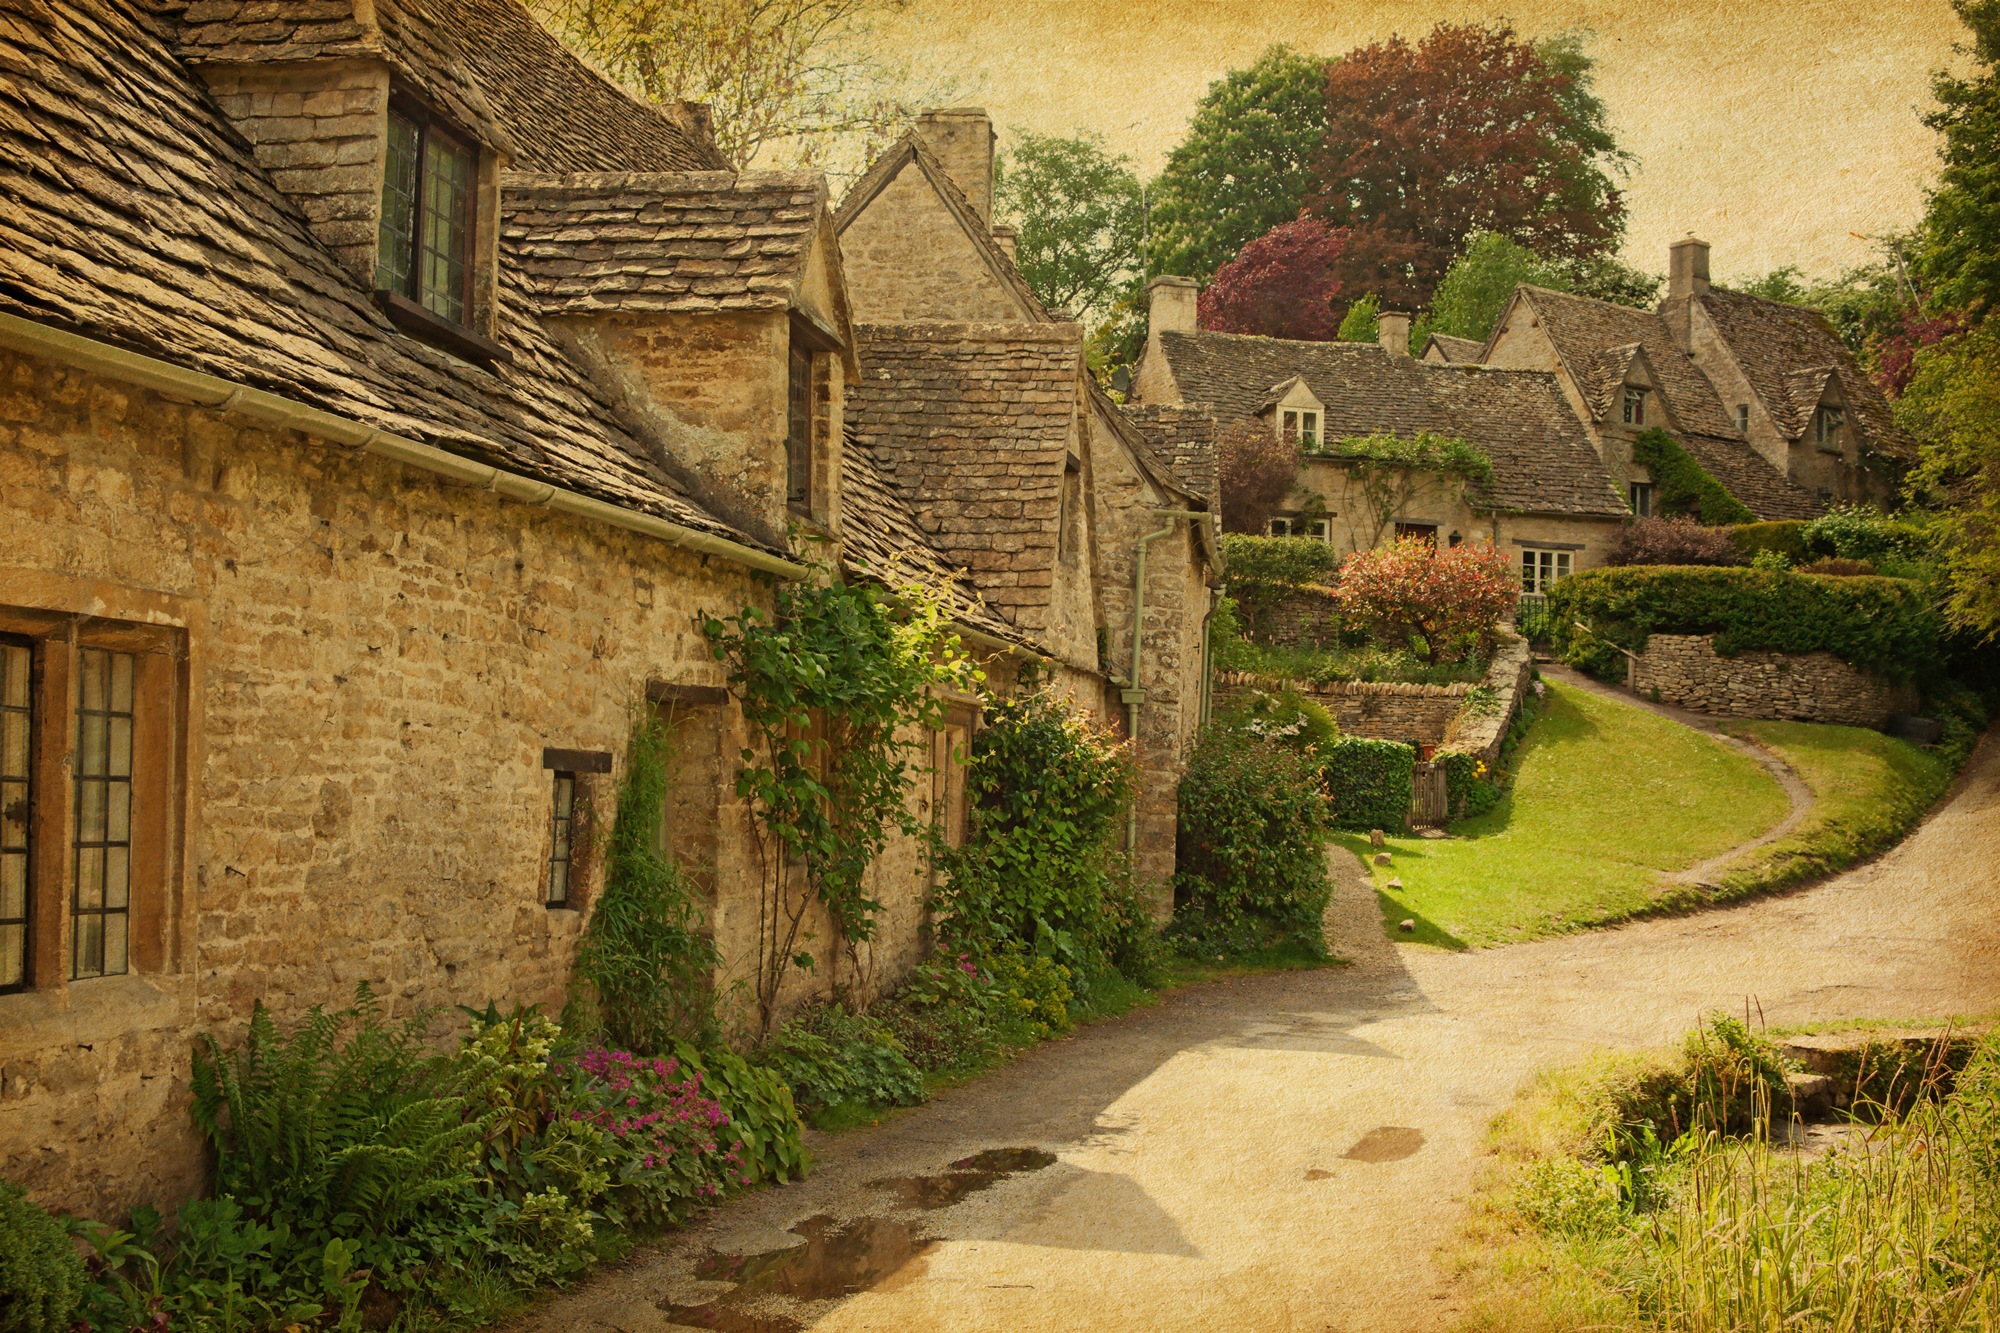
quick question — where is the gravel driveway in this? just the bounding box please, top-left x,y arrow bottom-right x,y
518,728 -> 2000,1333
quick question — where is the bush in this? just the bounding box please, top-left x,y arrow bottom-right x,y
1218,535 -> 1341,634
665,1044 -> 806,1186
1440,750 -> 1501,821
1216,687 -> 1340,754
1172,728 -> 1331,954
749,1004 -> 926,1121
1802,503 -> 1930,564
1322,736 -> 1416,832
1607,515 -> 1742,567
1334,538 -> 1517,662
1801,556 -> 1877,576
0,1180 -> 83,1333
1631,428 -> 1756,525
1732,520 -> 1809,563
1544,565 -> 1943,679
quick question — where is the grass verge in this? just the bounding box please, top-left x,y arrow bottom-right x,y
1706,719 -> 1953,897
1338,682 -> 1789,948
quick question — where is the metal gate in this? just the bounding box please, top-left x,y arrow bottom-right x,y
1410,760 -> 1450,828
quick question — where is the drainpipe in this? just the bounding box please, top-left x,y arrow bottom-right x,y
1124,507 -> 1214,851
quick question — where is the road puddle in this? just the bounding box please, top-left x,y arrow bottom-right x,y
664,1214 -> 939,1330
1343,1126 -> 1425,1162
869,1145 -> 1058,1210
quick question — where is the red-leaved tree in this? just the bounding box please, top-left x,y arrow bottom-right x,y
1334,538 -> 1517,662
1217,420 -> 1303,533
1313,23 -> 1625,312
1198,217 -> 1348,340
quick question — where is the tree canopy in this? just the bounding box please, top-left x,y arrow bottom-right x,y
1422,233 -> 1569,342
1311,23 -> 1627,312
995,130 -> 1146,327
1146,46 -> 1332,284
1921,0 -> 2000,318
1198,218 -> 1347,340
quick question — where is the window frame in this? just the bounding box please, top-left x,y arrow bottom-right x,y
1736,403 -> 1751,434
786,340 -> 815,515
1394,522 -> 1439,548
1268,516 -> 1330,541
1520,547 -> 1573,594
1622,386 -> 1647,426
378,96 -> 477,327
70,647 -> 135,981
1815,404 -> 1846,453
1629,482 -> 1655,517
545,770 -> 577,909
1277,409 -> 1321,451
0,634 -> 33,994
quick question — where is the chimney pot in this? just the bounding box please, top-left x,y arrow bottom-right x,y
915,107 -> 996,225
1378,310 -> 1412,358
1147,275 -> 1200,337
991,224 -> 1018,263
1669,236 -> 1711,300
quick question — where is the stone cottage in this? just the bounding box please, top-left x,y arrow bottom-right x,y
1132,279 -> 1631,590
835,112 -> 1221,898
0,0 -> 1184,1222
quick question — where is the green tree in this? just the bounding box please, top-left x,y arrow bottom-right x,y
1147,45 -> 1332,283
1336,292 -> 1378,342
995,129 -> 1145,327
1423,233 -> 1569,342
1921,0 -> 2000,317
1901,321 -> 2000,637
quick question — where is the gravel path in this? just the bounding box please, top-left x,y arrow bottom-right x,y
518,727 -> 2000,1333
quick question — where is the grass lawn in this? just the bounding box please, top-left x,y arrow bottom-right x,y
1712,719 -> 1950,896
1336,681 -> 1789,948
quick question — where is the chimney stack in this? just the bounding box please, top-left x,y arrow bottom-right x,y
1147,275 -> 1199,337
1378,310 -> 1412,358
991,224 -> 1018,263
1669,236 -> 1711,301
915,108 -> 996,225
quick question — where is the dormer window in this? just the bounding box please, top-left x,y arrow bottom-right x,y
787,342 -> 815,514
378,104 -> 474,323
1280,409 -> 1320,450
1815,404 -> 1845,453
1736,404 -> 1751,434
1622,387 -> 1647,426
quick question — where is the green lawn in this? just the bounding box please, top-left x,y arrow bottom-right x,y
1712,719 -> 1950,896
1337,682 -> 1790,948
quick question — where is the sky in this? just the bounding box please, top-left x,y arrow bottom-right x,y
870,0 -> 1968,282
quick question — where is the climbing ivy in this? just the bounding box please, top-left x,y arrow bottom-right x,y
1631,428 -> 1755,526
1318,432 -> 1495,545
702,562 -> 977,1034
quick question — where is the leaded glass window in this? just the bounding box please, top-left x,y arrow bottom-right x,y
1,637 -> 30,991
787,344 -> 814,511
547,773 -> 576,908
376,105 -> 475,325
72,647 -> 133,980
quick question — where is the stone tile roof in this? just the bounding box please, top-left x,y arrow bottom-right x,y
834,133 -> 1051,323
1680,287 -> 1916,460
171,0 -> 727,172
1149,331 -> 1627,517
1514,286 -> 1739,438
501,171 -> 824,315
1422,333 -> 1485,363
845,323 -> 1083,626
1122,405 -> 1219,509
3,0 -> 756,545
838,431 -> 1020,644
1678,434 -> 1823,521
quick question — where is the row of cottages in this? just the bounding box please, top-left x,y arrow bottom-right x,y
0,0 -> 1214,1218
1134,237 -> 1914,591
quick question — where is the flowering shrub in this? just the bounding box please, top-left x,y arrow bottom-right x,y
558,1048 -> 739,1225
749,1005 -> 925,1120
1335,537 -> 1517,662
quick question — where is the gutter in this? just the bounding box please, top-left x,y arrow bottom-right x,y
1124,507 -> 1211,851
0,311 -> 808,581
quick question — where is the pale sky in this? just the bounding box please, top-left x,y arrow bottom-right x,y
872,0 -> 1967,282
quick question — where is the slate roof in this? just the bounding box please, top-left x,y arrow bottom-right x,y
1679,434 -> 1824,521
845,323 -> 1082,625
1678,287 -> 1916,459
1122,405 -> 1220,509
1,0 -> 755,543
1511,286 -> 1739,438
171,0 -> 727,172
502,171 -> 824,315
1148,331 -> 1627,517
1422,333 -> 1485,364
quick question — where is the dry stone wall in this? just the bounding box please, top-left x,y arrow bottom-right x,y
1630,634 -> 1919,728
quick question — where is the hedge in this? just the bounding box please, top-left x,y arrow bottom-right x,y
1632,428 -> 1756,526
1440,750 -> 1502,822
1544,566 -> 1943,679
1730,521 -> 1809,563
1219,535 -> 1342,636
1323,737 -> 1415,832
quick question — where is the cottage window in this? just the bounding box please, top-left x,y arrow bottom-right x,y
1,637 -> 30,992
546,772 -> 577,908
378,104 -> 476,327
1394,522 -> 1439,547
1279,409 -> 1320,450
1736,404 -> 1751,434
1815,405 -> 1845,452
787,343 -> 816,513
1629,482 -> 1655,517
1268,516 -> 1329,541
71,648 -> 134,979
1622,387 -> 1647,426
1521,548 -> 1572,594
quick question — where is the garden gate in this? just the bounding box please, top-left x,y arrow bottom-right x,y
1409,760 -> 1449,828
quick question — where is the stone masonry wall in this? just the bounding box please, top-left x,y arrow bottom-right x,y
1212,673 -> 1469,744
1630,634 -> 1919,728
0,349 -> 954,1219
839,164 -> 1022,323
1259,585 -> 1342,649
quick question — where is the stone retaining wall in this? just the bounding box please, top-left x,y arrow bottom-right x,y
1630,634 -> 1918,729
1440,635 -> 1534,768
1257,585 -> 1342,649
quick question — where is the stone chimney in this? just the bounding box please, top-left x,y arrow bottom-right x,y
991,224 -> 1018,263
1669,236 -> 1711,300
915,108 -> 996,225
1378,310 -> 1412,358
1147,275 -> 1199,337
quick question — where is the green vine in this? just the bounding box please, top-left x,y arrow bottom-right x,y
1316,431 -> 1496,544
1631,427 -> 1756,525
702,560 -> 977,1034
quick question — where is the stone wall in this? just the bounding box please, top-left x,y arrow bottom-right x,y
1257,585 -> 1342,649
1630,634 -> 1919,728
838,163 -> 1022,323
0,348 -> 962,1219
1212,673 -> 1470,745
1439,635 -> 1534,768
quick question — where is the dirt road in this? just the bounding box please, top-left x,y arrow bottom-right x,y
522,729 -> 2000,1333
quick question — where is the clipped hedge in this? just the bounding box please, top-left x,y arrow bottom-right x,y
1730,520 -> 1809,563
1219,535 -> 1342,636
1545,566 -> 1942,679
1632,428 -> 1756,526
1323,737 -> 1415,832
